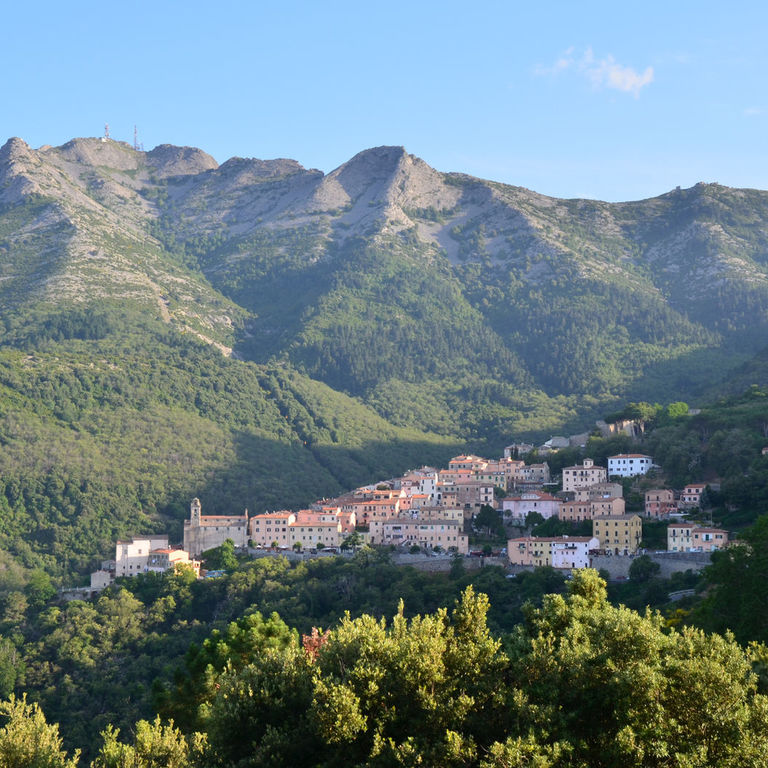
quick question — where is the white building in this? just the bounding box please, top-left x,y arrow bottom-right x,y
502,491 -> 560,521
550,536 -> 600,569
113,536 -> 198,579
115,536 -> 170,577
607,454 -> 653,478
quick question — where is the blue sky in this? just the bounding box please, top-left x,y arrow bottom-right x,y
2,1 -> 766,201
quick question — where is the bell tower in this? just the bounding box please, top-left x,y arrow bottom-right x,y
190,498 -> 202,526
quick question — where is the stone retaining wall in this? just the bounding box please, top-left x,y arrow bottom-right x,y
591,551 -> 712,579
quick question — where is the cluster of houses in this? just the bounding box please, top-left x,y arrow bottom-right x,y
505,455 -> 728,569
89,448 -> 731,590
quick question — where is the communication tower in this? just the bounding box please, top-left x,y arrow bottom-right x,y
133,125 -> 144,151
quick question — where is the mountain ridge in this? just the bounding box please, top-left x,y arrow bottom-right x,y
0,139 -> 768,436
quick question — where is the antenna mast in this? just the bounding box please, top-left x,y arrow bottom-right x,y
133,125 -> 144,151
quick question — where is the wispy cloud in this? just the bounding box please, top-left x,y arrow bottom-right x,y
744,106 -> 765,117
537,47 -> 654,98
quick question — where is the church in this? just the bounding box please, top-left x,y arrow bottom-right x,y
183,498 -> 249,556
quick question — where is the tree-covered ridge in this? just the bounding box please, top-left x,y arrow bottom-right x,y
0,310 -> 458,581
4,569 -> 768,767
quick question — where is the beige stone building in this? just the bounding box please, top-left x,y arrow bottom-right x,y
455,480 -> 495,510
668,523 -> 728,552
592,514 -> 642,555
368,517 -> 468,553
558,496 -> 625,523
485,458 -> 525,490
590,497 -> 626,517
558,499 -> 591,522
571,482 -> 624,501
515,463 -> 551,487
433,483 -> 459,508
407,506 -> 464,522
183,498 -> 249,557
562,458 -> 608,493
115,535 -> 170,577
287,520 -> 343,550
249,511 -> 296,548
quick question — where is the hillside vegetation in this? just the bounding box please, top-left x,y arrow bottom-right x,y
3,136 -> 768,579
4,569 -> 768,767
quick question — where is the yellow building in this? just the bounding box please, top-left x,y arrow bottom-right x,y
592,514 -> 642,555
506,537 -> 552,567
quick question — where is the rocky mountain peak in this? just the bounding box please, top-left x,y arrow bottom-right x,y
53,138 -> 141,171
146,144 -> 219,178
0,137 -> 33,164
333,145 -> 408,179
216,156 -> 309,181
0,137 -> 45,204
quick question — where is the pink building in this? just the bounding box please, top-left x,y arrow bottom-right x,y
249,511 -> 296,547
680,483 -> 707,507
645,489 -> 675,518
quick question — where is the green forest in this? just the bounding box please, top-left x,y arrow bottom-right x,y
2,566 -> 768,767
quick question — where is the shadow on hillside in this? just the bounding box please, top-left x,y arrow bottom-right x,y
619,345 -> 753,406
188,430 -> 463,517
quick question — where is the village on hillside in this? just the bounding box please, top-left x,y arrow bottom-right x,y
83,430 -> 737,596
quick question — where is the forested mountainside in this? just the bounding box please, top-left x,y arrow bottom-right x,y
2,135 -> 768,578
